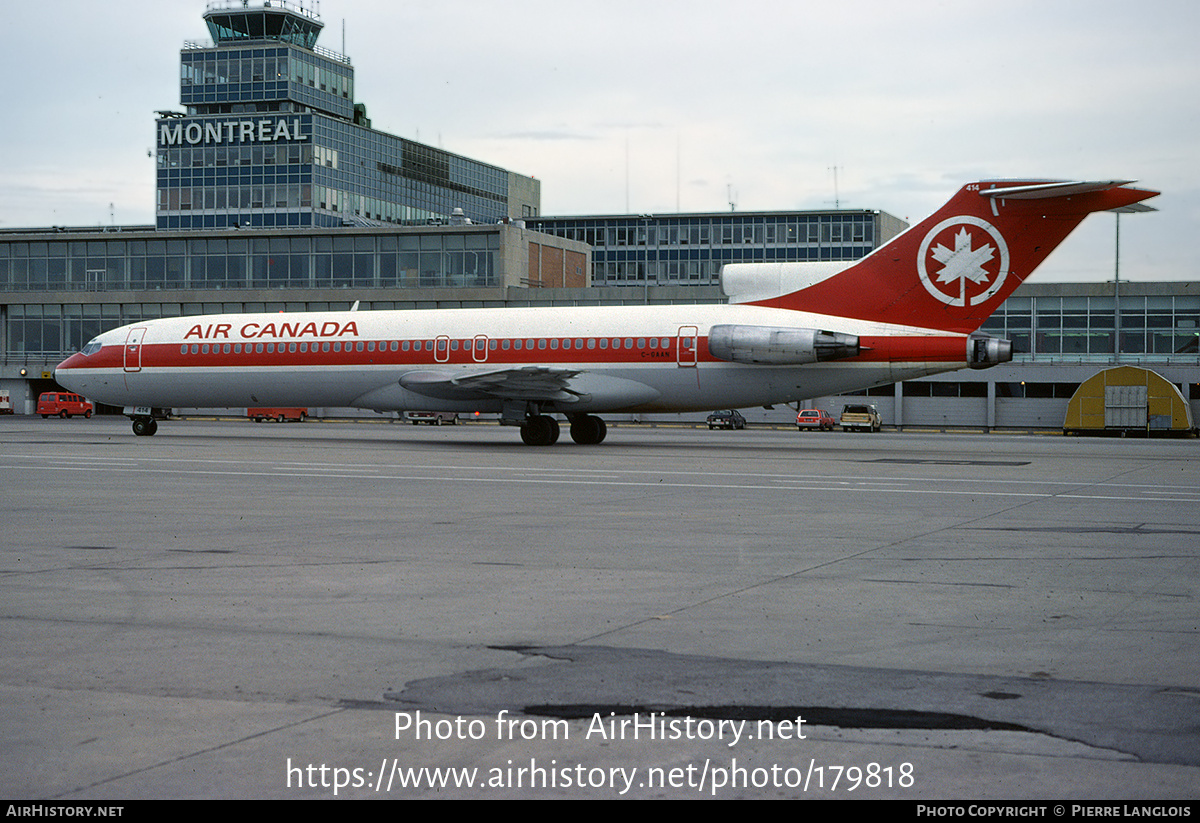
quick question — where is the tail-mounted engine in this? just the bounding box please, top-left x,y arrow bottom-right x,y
708,325 -> 860,365
968,333 -> 1013,369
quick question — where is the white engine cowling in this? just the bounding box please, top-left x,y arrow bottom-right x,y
967,334 -> 1013,369
708,325 -> 860,365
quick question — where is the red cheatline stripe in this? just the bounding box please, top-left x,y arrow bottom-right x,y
67,333 -> 967,370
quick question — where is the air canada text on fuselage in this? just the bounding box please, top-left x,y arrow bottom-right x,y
184,321 -> 359,340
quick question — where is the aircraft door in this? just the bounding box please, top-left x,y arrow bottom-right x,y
123,327 -> 148,372
472,335 -> 489,363
677,325 -> 698,367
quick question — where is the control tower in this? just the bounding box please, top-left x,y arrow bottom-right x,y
156,1 -> 540,230
203,1 -> 324,49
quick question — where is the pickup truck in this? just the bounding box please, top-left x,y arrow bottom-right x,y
840,403 -> 882,432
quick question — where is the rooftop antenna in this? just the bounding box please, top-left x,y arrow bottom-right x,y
727,183 -> 737,212
675,131 -> 681,212
625,134 -> 630,213
1114,211 -> 1122,363
829,165 -> 842,209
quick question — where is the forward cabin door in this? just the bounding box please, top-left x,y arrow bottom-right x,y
123,327 -> 148,373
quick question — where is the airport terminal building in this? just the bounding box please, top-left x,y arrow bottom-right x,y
0,1 -> 1196,428
159,1 -> 539,230
526,209 -> 907,287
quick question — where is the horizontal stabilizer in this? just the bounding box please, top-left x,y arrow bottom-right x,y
982,180 -> 1159,213
981,180 -> 1135,199
1110,202 -> 1158,214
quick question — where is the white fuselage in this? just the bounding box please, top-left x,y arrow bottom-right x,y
56,303 -> 968,415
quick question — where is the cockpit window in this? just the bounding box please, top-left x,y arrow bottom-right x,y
81,339 -> 102,356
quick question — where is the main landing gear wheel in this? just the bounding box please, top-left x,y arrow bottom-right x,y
520,415 -> 560,446
132,417 -> 158,437
569,414 -> 607,445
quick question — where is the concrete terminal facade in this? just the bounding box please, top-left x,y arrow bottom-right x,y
526,209 -> 908,287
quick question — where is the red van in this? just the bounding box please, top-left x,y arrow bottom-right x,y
248,407 -> 307,422
38,392 -> 93,419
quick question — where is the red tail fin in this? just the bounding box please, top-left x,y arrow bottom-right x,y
752,180 -> 1159,333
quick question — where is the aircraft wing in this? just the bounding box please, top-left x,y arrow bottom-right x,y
363,366 -> 664,411
399,367 -> 585,402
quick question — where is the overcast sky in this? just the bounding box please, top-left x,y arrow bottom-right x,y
2,0 -> 1196,283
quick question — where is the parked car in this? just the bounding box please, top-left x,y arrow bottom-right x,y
405,411 -> 458,425
38,392 -> 93,419
796,409 -> 835,431
840,403 -> 882,432
706,409 -> 746,430
248,407 -> 307,422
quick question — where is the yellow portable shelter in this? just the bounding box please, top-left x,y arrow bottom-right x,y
1063,366 -> 1195,436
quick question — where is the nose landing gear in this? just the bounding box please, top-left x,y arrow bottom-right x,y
131,416 -> 158,437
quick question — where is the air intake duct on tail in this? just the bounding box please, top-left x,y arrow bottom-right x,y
968,333 -> 1013,369
708,324 -> 860,365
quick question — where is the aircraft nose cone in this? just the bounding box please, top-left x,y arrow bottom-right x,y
54,353 -> 85,392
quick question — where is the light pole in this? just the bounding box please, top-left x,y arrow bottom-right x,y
1111,199 -> 1157,363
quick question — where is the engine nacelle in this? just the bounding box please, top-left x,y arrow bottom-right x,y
708,325 -> 860,365
968,334 -> 1013,369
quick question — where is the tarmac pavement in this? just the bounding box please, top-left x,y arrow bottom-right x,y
1,416 -> 1196,799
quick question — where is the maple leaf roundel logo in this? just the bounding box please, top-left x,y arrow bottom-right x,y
917,216 -> 1011,308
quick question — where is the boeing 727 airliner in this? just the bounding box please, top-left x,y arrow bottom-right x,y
54,179 -> 1158,445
